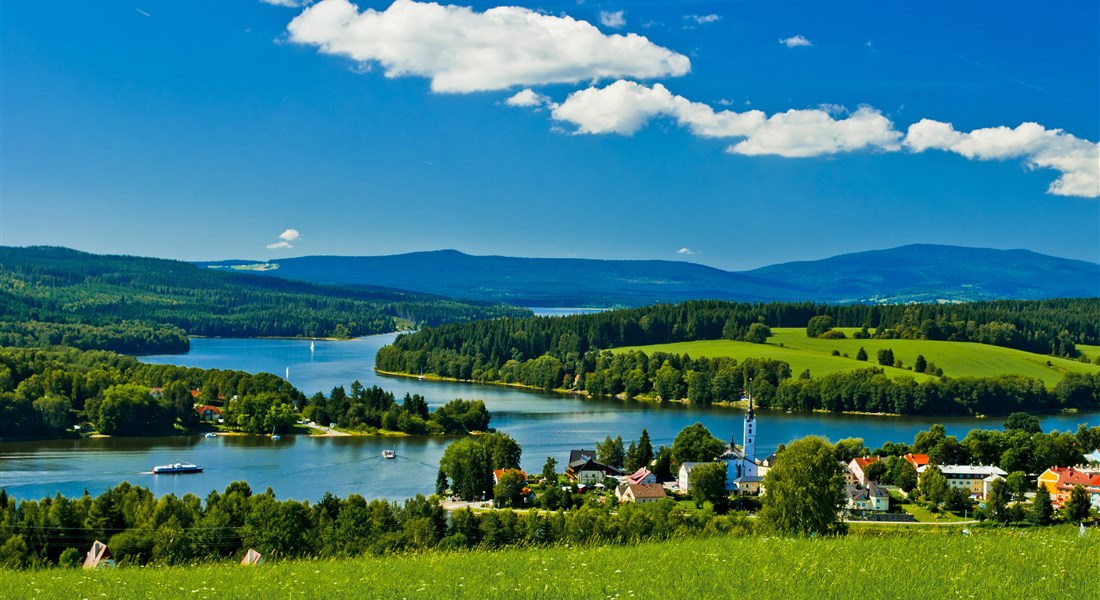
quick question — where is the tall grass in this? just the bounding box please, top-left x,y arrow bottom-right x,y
6,527 -> 1095,599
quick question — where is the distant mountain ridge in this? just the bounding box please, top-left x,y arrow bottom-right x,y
198,245 -> 1100,306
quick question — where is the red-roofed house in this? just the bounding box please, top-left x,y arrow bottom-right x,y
904,453 -> 930,470
195,405 -> 222,422
848,456 -> 880,486
626,467 -> 657,485
1038,467 -> 1100,509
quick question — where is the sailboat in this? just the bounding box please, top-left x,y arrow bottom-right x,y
271,425 -> 281,441
285,366 -> 289,380
310,340 -> 315,353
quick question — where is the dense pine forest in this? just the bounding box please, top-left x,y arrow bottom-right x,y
0,246 -> 531,354
375,299 -> 1100,416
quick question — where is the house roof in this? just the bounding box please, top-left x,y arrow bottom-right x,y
1046,467 -> 1100,490
567,457 -> 621,476
627,483 -> 666,499
919,464 -> 1008,477
569,449 -> 597,463
757,453 -> 778,467
195,405 -> 222,415
627,468 -> 653,485
904,453 -> 930,467
734,475 -> 764,484
851,456 -> 879,470
847,482 -> 889,500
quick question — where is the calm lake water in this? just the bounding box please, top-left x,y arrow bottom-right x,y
4,319 -> 1097,503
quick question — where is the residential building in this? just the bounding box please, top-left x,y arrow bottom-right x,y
904,453 -> 930,471
918,464 -> 1007,498
616,482 -> 667,503
848,456 -> 880,486
566,456 -> 621,484
626,468 -> 656,485
678,462 -> 704,492
845,482 -> 890,513
195,405 -> 222,422
1038,467 -> 1100,509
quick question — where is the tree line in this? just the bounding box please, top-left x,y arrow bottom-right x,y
0,346 -> 493,439
0,320 -> 189,355
0,482 -> 751,569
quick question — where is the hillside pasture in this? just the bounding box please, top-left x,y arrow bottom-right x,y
615,328 -> 1100,386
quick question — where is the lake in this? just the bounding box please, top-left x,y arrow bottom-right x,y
3,329 -> 1097,503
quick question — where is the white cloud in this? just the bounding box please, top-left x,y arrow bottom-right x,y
505,88 -> 552,108
779,35 -> 812,48
262,0 -> 309,7
685,14 -> 720,25
279,228 -> 302,241
267,241 -> 294,249
599,10 -> 625,29
551,80 -> 901,157
287,0 -> 689,93
906,120 -> 1100,197
677,247 -> 695,255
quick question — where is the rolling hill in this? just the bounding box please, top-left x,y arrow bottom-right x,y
615,328 -> 1100,386
0,246 -> 531,347
198,244 -> 1099,306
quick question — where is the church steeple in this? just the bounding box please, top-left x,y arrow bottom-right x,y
742,386 -> 756,466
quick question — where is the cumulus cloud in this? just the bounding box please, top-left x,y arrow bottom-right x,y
906,120 -> 1100,197
551,80 -> 901,157
779,35 -> 812,48
266,229 -> 301,249
599,10 -> 625,29
287,0 -> 689,93
505,88 -> 553,108
677,247 -> 695,255
685,14 -> 721,25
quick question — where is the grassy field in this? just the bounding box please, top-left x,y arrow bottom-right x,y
1078,344 -> 1100,363
614,328 -> 1100,386
4,527 -> 1095,599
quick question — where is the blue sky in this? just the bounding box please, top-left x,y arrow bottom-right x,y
2,0 -> 1097,270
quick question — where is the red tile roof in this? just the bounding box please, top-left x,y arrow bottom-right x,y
852,456 -> 878,469
1049,467 -> 1100,490
493,469 -> 527,483
904,453 -> 930,468
195,405 -> 222,415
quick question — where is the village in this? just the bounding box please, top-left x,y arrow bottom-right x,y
469,394 -> 1100,526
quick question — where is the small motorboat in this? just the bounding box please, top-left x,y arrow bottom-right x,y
382,449 -> 396,459
152,462 -> 203,474
204,432 -> 218,439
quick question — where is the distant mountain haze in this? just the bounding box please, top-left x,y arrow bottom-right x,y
197,245 -> 1100,306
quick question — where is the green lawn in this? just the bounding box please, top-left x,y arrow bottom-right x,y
6,528 -> 1095,598
901,503 -> 969,523
614,328 -> 1100,385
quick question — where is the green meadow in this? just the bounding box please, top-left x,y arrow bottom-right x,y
615,328 -> 1100,386
5,527 -> 1094,599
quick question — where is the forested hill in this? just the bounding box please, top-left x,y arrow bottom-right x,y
0,246 -> 531,353
198,245 -> 1100,306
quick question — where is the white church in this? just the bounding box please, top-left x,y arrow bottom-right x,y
718,389 -> 764,494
